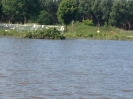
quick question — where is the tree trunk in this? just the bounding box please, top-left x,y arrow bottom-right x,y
128,22 -> 131,30
65,24 -> 67,32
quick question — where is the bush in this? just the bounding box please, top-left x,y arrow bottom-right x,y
23,28 -> 65,39
82,19 -> 94,26
37,10 -> 53,25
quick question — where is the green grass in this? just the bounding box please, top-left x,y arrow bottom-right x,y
0,30 -> 19,37
1,22 -> 133,40
0,28 -> 65,40
64,22 -> 133,40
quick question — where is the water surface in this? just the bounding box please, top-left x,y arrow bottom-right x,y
0,37 -> 133,99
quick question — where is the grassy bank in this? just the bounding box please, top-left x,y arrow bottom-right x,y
64,22 -> 133,40
0,28 -> 65,39
0,22 -> 133,40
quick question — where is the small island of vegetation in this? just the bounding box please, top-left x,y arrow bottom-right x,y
0,0 -> 133,40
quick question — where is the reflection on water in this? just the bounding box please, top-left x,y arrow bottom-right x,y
0,37 -> 133,99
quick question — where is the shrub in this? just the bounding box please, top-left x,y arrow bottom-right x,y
23,28 -> 65,39
37,10 -> 53,25
82,19 -> 94,26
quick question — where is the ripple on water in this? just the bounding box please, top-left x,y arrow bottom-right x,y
0,75 -> 7,78
1,38 -> 133,99
30,96 -> 46,99
122,89 -> 133,92
95,97 -> 112,99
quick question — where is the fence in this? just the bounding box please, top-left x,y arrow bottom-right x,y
0,23 -> 64,33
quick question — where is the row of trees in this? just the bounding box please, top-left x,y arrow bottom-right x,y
58,0 -> 133,30
0,0 -> 61,24
0,0 -> 133,30
79,0 -> 133,29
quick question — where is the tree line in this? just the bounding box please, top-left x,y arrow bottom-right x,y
0,0 -> 61,24
85,0 -> 133,30
0,0 -> 133,30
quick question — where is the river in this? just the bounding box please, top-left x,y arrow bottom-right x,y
0,37 -> 133,99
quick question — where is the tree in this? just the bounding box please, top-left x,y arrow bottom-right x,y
99,0 -> 113,26
91,0 -> 103,25
45,0 -> 59,24
38,0 -> 61,24
57,0 -> 78,32
0,1 -> 2,21
78,0 -> 93,21
3,0 -> 41,24
110,0 -> 133,30
37,10 -> 53,25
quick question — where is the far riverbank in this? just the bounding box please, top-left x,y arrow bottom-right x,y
64,22 -> 133,40
0,22 -> 133,40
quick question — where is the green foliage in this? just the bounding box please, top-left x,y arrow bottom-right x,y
99,0 -> 113,26
37,10 -> 53,25
1,0 -> 60,24
0,27 -> 65,40
2,0 -> 41,24
78,0 -> 92,21
82,19 -> 93,26
38,0 -> 60,24
57,0 -> 78,31
1,0 -> 133,30
23,28 -> 65,39
64,22 -> 133,40
0,30 -> 18,36
90,0 -> 113,26
1,22 -> 133,40
109,0 -> 133,30
0,2 -> 2,19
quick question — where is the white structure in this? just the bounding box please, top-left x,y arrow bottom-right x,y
0,23 -> 64,33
